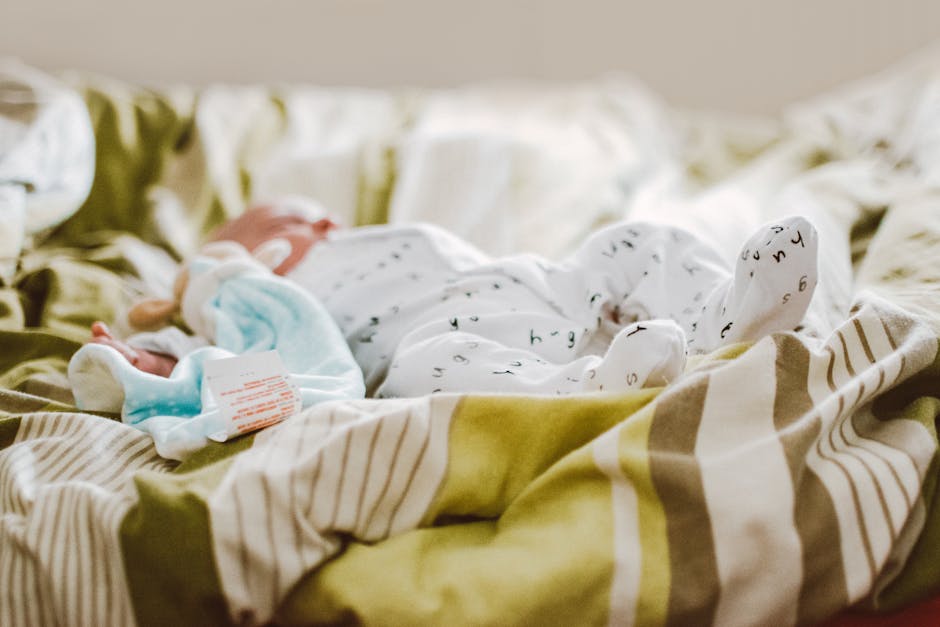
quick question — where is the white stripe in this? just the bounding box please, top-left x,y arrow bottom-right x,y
62,428 -> 130,488
90,497 -> 107,627
1,521 -> 21,627
216,415 -> 320,611
257,420 -> 288,613
855,310 -> 896,370
362,404 -> 432,538
17,536 -> 34,627
78,490 -> 95,627
838,436 -> 905,535
852,406 -> 932,496
1,448 -> 35,513
37,420 -> 109,482
806,342 -> 837,422
821,421 -> 892,580
845,314 -> 900,398
354,406 -> 410,537
307,415 -> 350,530
102,438 -> 164,494
839,412 -> 918,531
386,395 -> 458,535
105,496 -> 137,627
802,303 -> 937,601
695,339 -> 802,627
806,361 -> 878,597
12,411 -> 55,444
275,417 -> 314,606
840,326 -> 870,380
592,424 -> 640,627
331,418 -> 381,529
288,415 -> 343,581
824,328 -> 899,558
209,404 -> 355,615
0,412 -> 159,627
871,498 -> 927,600
4,537 -> 18,627
876,302 -> 940,382
48,483 -> 74,614
827,341 -> 854,391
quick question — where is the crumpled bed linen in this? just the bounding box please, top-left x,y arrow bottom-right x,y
2,47 -> 940,627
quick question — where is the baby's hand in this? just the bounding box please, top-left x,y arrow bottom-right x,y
209,205 -> 337,275
89,322 -> 177,377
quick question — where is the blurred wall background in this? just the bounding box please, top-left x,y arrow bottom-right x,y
2,0 -> 939,113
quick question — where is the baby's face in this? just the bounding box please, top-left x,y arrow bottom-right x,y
210,205 -> 338,275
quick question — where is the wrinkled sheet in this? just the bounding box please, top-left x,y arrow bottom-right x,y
2,48 -> 940,626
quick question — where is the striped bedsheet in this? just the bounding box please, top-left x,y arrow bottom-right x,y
2,294 -> 938,626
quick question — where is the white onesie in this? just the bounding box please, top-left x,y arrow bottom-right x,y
133,217 -> 818,397
273,216 -> 819,397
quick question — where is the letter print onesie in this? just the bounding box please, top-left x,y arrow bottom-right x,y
287,217 -> 818,397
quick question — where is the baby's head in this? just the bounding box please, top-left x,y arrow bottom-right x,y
209,197 -> 339,276
128,197 -> 338,331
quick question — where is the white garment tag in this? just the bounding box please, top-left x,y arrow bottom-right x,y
204,350 -> 301,442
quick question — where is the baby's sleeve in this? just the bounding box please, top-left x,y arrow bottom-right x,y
127,326 -> 209,360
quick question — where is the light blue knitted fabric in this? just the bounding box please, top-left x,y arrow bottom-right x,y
69,255 -> 365,460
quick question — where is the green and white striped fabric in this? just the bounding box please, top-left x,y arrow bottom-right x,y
3,295 -> 938,626
5,56 -> 940,626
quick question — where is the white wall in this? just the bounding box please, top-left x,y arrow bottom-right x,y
2,0 -> 939,113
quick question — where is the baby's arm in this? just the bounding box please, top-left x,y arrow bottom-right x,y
88,321 -> 207,377
209,205 -> 337,276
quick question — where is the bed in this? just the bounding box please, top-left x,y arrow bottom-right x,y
2,50 -> 940,626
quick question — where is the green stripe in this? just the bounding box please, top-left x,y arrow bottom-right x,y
648,374 -> 720,627
277,392 -> 660,625
0,416 -> 21,450
121,437 -> 253,627
771,335 -> 848,624
424,392 -> 657,522
356,145 -> 396,227
616,403 -> 670,627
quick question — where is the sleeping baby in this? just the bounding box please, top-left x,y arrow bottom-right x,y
86,199 -> 819,399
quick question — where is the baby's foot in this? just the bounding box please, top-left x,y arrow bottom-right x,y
89,322 -> 177,377
688,216 -> 818,352
589,319 -> 687,392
